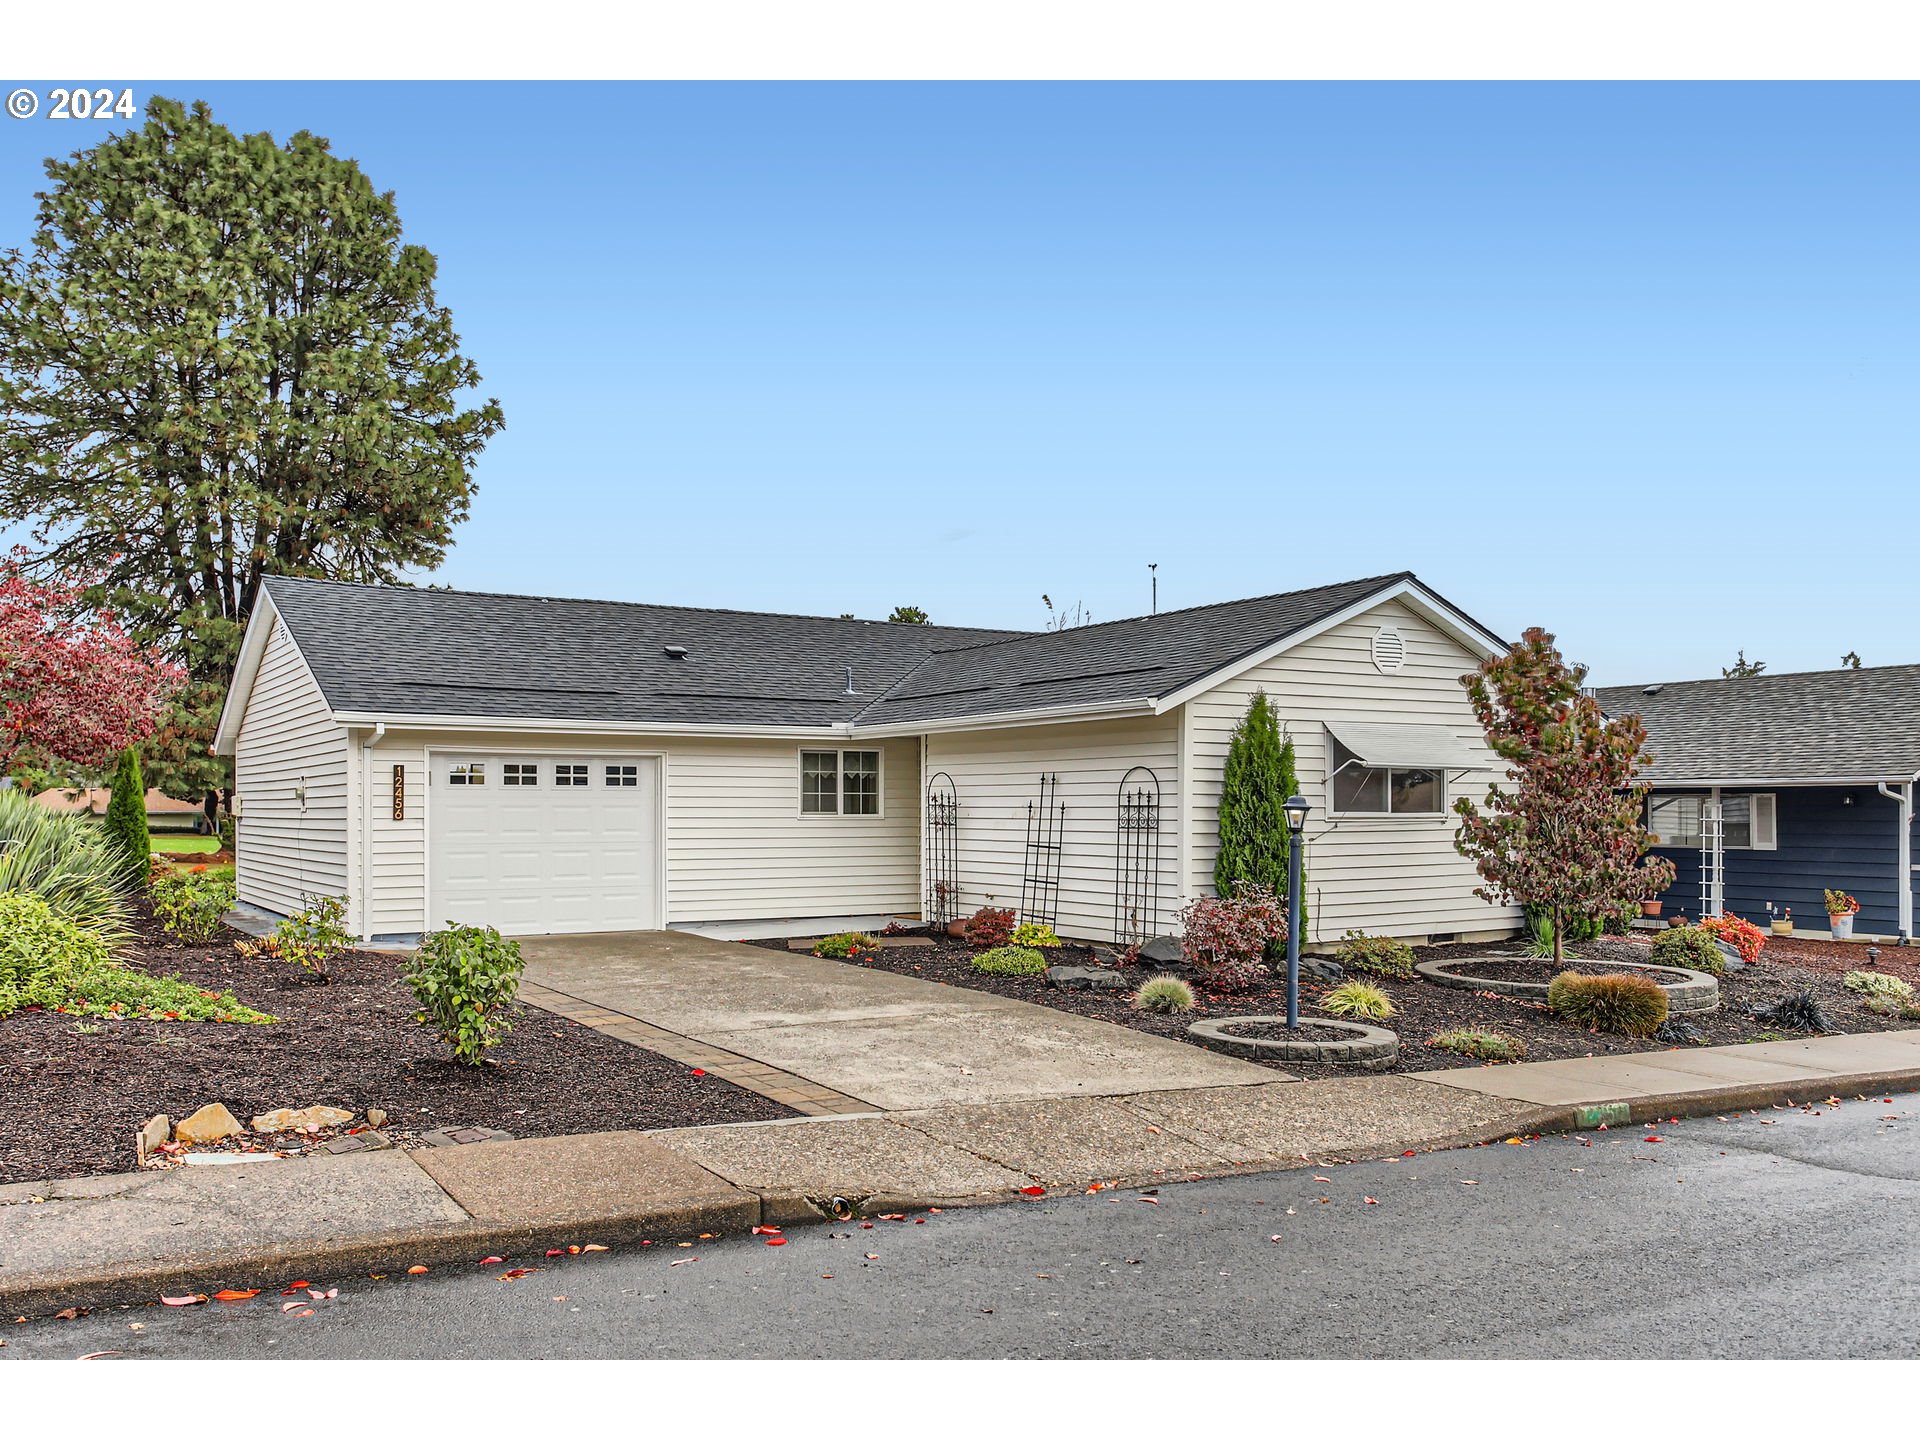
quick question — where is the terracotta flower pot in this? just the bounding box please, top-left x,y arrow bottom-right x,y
1641,901 -> 1663,918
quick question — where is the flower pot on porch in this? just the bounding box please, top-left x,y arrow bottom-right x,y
1830,914 -> 1855,940
1641,901 -> 1663,918
945,919 -> 968,938
1770,920 -> 1793,936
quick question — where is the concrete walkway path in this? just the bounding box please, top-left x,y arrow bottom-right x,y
517,930 -> 1272,1111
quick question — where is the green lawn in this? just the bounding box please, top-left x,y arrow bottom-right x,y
154,833 -> 221,853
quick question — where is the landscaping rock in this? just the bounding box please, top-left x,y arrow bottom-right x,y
137,1114 -> 171,1163
1045,965 -> 1130,993
1714,940 -> 1745,970
420,1125 -> 515,1147
174,1102 -> 245,1145
1299,956 -> 1346,984
1137,935 -> 1185,968
252,1104 -> 356,1134
366,1108 -> 387,1129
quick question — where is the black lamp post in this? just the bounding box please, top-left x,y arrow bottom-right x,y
1283,795 -> 1310,1030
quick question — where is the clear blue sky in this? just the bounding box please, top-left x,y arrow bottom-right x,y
2,82 -> 1913,684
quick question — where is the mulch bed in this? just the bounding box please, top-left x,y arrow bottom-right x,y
1,906 -> 794,1186
774,931 -> 1919,1075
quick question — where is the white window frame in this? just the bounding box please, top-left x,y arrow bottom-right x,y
502,762 -> 540,787
1646,793 -> 1777,851
798,747 -> 885,818
1326,737 -> 1447,818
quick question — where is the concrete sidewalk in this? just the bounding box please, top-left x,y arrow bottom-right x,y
6,1031 -> 1918,1317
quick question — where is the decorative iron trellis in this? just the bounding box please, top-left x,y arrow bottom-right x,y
1019,773 -> 1064,929
925,771 -> 959,928
1114,766 -> 1162,947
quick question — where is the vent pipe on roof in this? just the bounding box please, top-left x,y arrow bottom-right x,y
663,645 -> 688,659
844,666 -> 857,696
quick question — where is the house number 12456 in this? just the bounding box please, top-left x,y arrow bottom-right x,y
392,765 -> 406,821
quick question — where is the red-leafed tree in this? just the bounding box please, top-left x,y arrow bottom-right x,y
0,552 -> 183,776
1453,627 -> 1675,960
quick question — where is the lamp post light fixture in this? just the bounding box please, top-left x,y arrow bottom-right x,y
1283,795 -> 1311,1030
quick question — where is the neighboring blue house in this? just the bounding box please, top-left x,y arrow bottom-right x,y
1595,666 -> 1920,944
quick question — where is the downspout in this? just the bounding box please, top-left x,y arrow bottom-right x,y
359,723 -> 386,942
1875,771 -> 1919,944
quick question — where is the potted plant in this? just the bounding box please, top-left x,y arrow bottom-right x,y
1771,906 -> 1794,937
1641,899 -> 1663,918
1824,889 -> 1860,940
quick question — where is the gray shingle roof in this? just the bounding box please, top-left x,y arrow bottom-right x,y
1595,666 -> 1920,784
263,570 -> 1463,732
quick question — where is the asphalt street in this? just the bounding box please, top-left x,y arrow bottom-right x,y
8,1092 -> 1918,1359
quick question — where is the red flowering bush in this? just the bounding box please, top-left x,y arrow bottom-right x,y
1700,912 -> 1766,965
962,906 -> 1016,947
1179,883 -> 1287,993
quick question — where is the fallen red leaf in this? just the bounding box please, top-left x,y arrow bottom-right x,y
212,1289 -> 259,1301
159,1294 -> 206,1307
582,1244 -> 608,1253
406,1265 -> 429,1274
1312,1175 -> 1331,1183
76,1351 -> 122,1360
1019,1186 -> 1046,1197
479,1256 -> 506,1265
499,1268 -> 537,1281
1138,1196 -> 1160,1205
690,1068 -> 707,1077
1363,1197 -> 1378,1206
546,1249 -> 565,1257
764,1237 -> 788,1247
752,1225 -> 783,1236
1644,1136 -> 1664,1144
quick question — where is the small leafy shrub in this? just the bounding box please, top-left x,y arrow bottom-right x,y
1844,970 -> 1915,1003
971,945 -> 1048,976
218,813 -> 236,855
1179,883 -> 1285,993
1009,922 -> 1061,949
0,788 -> 135,941
1548,971 -> 1670,1037
1700,912 -> 1766,966
1336,930 -> 1414,980
148,867 -> 236,943
1132,974 -> 1196,1013
962,906 -> 1016,947
812,932 -> 879,959
1651,924 -> 1725,975
1429,1028 -> 1526,1063
403,924 -> 526,1064
1320,980 -> 1394,1021
272,894 -> 353,982
0,892 -> 269,1023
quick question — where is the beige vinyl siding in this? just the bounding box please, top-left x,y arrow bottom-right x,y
364,732 -> 921,933
927,714 -> 1181,944
233,618 -> 350,919
1185,598 -> 1521,943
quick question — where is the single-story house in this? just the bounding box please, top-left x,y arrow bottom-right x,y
32,786 -> 208,833
214,571 -> 1523,947
1595,665 -> 1920,943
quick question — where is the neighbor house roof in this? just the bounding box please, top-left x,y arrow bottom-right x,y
32,787 -> 203,817
1595,665 -> 1920,785
219,570 -> 1504,747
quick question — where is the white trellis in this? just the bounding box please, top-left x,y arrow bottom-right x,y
1699,796 -> 1725,918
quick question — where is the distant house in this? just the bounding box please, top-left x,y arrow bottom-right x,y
1595,666 -> 1920,943
215,572 -> 1522,946
32,787 -> 208,834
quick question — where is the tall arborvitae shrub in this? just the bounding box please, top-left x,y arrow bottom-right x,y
1215,690 -> 1287,898
102,746 -> 151,870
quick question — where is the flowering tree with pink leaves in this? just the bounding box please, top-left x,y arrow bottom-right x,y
0,552 -> 182,775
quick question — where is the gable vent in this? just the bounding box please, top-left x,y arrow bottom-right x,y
1370,626 -> 1407,674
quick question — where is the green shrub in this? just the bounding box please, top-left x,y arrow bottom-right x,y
102,748 -> 151,870
1429,1028 -> 1526,1063
1320,980 -> 1394,1021
1844,970 -> 1915,1003
1651,924 -> 1725,974
403,924 -> 526,1065
218,813 -> 236,855
1547,970 -> 1670,1037
1336,930 -> 1415,980
0,788 -> 135,942
1009,922 -> 1061,949
972,945 -> 1049,975
148,867 -> 236,943
1132,974 -> 1196,1013
0,892 -> 270,1023
811,931 -> 879,959
273,895 -> 354,982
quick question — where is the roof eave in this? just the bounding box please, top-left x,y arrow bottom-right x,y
213,589 -> 282,756
852,697 -> 1160,738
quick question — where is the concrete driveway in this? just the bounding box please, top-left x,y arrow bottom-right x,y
519,930 -> 1273,1111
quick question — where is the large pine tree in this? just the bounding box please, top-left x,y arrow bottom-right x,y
1215,690 -> 1289,898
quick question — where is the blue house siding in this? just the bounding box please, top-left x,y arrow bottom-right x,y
1649,786 -> 1909,938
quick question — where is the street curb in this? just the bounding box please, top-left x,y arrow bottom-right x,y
10,1067 -> 1919,1319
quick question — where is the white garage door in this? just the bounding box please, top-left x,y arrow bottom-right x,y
428,753 -> 662,936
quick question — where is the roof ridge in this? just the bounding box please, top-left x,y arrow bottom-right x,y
1599,660 -> 1920,692
917,570 -> 1417,658
263,574 -> 1028,640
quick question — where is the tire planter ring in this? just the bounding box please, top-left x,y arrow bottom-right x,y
1187,1017 -> 1399,1071
1413,956 -> 1719,1015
